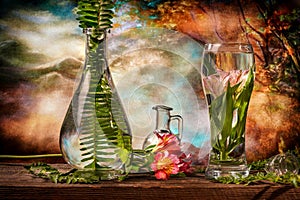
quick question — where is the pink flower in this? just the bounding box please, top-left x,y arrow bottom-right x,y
219,69 -> 249,87
203,69 -> 250,98
149,132 -> 193,180
151,151 -> 180,180
202,73 -> 224,97
152,132 -> 181,155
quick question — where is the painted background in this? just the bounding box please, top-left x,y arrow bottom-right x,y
0,0 -> 299,163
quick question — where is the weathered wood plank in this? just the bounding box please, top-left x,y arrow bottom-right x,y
0,163 -> 299,200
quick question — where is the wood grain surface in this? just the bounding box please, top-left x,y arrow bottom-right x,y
0,162 -> 299,200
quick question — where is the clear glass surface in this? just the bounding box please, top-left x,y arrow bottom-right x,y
142,105 -> 182,150
59,29 -> 132,180
201,43 -> 255,178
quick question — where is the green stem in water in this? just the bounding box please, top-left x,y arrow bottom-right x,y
220,150 -> 228,160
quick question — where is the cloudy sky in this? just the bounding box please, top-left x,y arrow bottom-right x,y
0,0 -> 84,154
0,0 -> 84,65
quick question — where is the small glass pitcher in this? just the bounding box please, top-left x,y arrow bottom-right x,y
142,105 -> 183,150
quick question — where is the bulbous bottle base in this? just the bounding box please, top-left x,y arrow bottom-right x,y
72,168 -> 125,181
142,133 -> 158,150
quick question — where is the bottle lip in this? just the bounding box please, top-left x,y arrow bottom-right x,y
83,28 -> 92,34
82,28 -> 107,34
152,105 -> 173,111
204,43 -> 253,53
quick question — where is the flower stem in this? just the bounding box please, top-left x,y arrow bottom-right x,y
220,151 -> 228,160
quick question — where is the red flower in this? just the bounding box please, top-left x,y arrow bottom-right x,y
151,151 -> 180,180
178,153 -> 193,174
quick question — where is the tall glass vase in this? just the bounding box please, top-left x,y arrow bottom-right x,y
201,43 -> 255,179
60,28 -> 132,180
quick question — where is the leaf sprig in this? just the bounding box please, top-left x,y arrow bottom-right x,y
213,150 -> 300,187
25,160 -> 299,187
75,0 -> 114,50
214,172 -> 300,187
25,162 -> 127,183
76,0 -> 114,29
248,158 -> 269,170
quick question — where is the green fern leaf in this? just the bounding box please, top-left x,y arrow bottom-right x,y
71,0 -> 132,173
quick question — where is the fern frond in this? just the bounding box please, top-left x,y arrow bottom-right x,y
76,0 -> 114,51
71,0 -> 132,173
78,67 -> 131,170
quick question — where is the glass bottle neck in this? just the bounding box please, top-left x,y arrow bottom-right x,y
155,108 -> 171,132
84,28 -> 107,76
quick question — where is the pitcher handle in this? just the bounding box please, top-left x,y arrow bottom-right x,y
170,115 -> 183,142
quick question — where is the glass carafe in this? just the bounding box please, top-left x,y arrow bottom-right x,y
142,105 -> 182,150
59,28 -> 132,180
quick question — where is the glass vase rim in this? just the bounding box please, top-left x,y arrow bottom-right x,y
204,43 -> 252,46
203,43 -> 253,52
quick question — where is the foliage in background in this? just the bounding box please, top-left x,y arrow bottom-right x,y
239,0 -> 300,97
130,0 -> 300,98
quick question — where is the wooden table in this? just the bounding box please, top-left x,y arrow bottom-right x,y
0,161 -> 299,200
